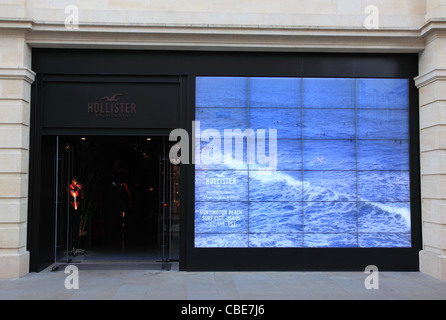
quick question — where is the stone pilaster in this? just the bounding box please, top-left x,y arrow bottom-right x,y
416,4 -> 446,279
0,19 -> 34,278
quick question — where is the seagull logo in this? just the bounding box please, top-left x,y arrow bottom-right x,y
102,93 -> 122,102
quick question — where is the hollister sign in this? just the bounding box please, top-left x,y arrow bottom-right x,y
87,93 -> 137,118
42,76 -> 182,129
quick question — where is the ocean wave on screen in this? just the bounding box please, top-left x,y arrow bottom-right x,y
247,168 -> 411,232
196,159 -> 411,247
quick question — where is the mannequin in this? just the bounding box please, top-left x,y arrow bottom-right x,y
69,177 -> 84,255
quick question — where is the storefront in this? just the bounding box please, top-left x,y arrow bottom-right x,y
27,49 -> 421,272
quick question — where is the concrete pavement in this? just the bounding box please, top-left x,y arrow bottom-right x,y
1,262 -> 446,300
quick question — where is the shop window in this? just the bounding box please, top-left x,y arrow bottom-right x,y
195,77 -> 410,248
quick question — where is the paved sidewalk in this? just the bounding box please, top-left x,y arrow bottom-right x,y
0,263 -> 445,300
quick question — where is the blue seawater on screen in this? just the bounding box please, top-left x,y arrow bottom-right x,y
195,77 -> 411,248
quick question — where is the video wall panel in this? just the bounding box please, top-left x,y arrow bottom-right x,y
195,77 -> 411,248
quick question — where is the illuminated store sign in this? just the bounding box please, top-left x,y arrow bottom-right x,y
194,77 -> 411,249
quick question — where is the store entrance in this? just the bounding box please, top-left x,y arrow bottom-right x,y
49,135 -> 180,270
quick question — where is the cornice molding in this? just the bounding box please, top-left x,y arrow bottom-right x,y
0,18 -> 33,33
415,68 -> 446,89
420,19 -> 446,39
24,21 -> 425,52
0,67 -> 36,84
0,17 -> 437,52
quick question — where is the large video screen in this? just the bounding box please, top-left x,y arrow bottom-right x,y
194,77 -> 411,248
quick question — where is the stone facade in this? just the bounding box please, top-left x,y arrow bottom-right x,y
0,17 -> 33,278
416,0 -> 446,280
0,0 -> 445,280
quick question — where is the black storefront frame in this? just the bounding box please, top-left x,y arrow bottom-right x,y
28,70 -> 189,272
29,49 -> 421,272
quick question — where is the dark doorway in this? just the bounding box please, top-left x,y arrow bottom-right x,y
48,135 -> 179,268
